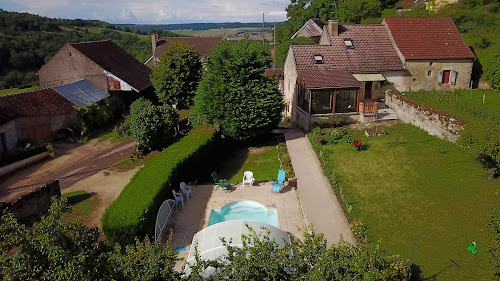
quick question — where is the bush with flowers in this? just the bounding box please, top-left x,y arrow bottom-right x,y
351,140 -> 367,151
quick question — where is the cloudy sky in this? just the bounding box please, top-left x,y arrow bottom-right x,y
1,0 -> 290,24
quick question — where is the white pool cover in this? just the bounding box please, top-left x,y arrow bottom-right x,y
184,220 -> 291,276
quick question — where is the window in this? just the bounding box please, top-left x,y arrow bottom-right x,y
427,70 -> 432,76
314,55 -> 323,64
344,39 -> 354,50
442,70 -> 451,84
438,70 -> 457,85
429,62 -> 433,66
69,52 -> 72,56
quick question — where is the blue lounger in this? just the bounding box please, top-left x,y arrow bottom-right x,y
272,170 -> 286,192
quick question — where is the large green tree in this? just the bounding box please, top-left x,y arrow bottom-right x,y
0,197 -> 178,281
151,41 -> 203,108
335,0 -> 382,24
127,98 -> 179,151
187,225 -> 409,280
192,40 -> 284,140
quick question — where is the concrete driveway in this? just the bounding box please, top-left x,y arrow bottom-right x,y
0,138 -> 137,202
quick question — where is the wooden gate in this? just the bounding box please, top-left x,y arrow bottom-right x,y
22,126 -> 52,142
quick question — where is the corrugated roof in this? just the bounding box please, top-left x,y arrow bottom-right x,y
298,69 -> 361,88
291,19 -> 324,39
293,25 -> 404,72
70,40 -> 152,91
55,79 -> 110,107
383,17 -> 475,59
155,37 -> 222,57
0,88 -> 75,122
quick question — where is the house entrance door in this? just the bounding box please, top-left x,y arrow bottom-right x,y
364,81 -> 372,100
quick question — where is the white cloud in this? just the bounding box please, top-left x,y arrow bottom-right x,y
7,0 -> 289,24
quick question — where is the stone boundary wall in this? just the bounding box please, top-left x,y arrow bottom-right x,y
0,151 -> 50,177
0,180 -> 61,225
385,91 -> 466,142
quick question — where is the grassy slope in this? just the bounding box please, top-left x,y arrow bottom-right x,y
321,124 -> 498,280
403,89 -> 500,124
0,86 -> 38,96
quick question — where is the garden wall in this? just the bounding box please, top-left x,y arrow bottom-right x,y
0,180 -> 61,225
385,91 -> 466,142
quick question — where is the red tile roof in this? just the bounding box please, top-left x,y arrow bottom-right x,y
298,69 -> 361,89
155,37 -> 222,57
0,88 -> 75,124
383,17 -> 475,59
70,40 -> 152,91
292,25 -> 404,71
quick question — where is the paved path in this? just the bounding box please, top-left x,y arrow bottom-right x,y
285,129 -> 356,245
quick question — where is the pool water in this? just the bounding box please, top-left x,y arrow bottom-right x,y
208,201 -> 277,227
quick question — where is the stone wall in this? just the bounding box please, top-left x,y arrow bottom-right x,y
385,91 -> 466,142
15,114 -> 78,142
0,181 -> 61,225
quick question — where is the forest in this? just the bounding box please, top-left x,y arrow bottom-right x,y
0,10 -> 179,90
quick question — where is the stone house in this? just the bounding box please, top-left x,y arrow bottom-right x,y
39,40 -> 153,109
291,18 -> 325,44
0,88 -> 77,154
284,17 -> 475,130
145,34 -> 223,68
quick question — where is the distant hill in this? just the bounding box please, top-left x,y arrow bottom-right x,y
115,22 -> 283,32
0,10 -> 181,90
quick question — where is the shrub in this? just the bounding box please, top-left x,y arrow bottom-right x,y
277,134 -> 295,178
75,101 -> 114,133
351,140 -> 367,151
489,204 -> 500,278
482,45 -> 500,90
127,98 -> 179,151
458,120 -> 500,175
102,126 -> 217,245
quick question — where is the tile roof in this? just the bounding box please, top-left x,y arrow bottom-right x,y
55,79 -> 110,107
0,88 -> 75,123
383,17 -> 475,59
292,25 -> 404,71
298,69 -> 361,88
70,40 -> 152,91
155,37 -> 222,57
292,18 -> 324,39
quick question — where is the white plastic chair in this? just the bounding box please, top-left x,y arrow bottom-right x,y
180,182 -> 192,200
242,171 -> 255,187
172,190 -> 184,207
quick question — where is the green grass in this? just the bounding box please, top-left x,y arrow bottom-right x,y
0,86 -> 38,96
63,190 -> 95,221
317,124 -> 499,280
217,144 -> 280,184
98,131 -> 132,143
172,28 -> 274,41
403,89 -> 500,124
178,109 -> 192,119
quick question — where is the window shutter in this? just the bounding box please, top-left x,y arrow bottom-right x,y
438,71 -> 443,85
451,71 -> 458,85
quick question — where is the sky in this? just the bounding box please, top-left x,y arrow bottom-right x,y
1,0 -> 289,24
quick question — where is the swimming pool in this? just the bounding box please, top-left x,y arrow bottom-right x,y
208,201 -> 277,227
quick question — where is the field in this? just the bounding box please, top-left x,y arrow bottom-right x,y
403,89 -> 500,124
172,28 -> 274,42
0,86 -> 38,96
316,124 -> 499,280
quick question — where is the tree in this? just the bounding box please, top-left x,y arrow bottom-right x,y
335,0 -> 382,24
187,225 -> 409,280
276,37 -> 314,67
127,98 -> 179,151
0,197 -> 179,281
193,40 -> 284,140
151,41 -> 203,108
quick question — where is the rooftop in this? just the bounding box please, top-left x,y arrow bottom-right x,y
298,69 -> 361,89
55,79 -> 110,107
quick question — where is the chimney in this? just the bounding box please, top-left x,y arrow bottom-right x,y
151,33 -> 158,56
328,20 -> 339,36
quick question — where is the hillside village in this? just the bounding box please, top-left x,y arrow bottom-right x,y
0,0 -> 499,280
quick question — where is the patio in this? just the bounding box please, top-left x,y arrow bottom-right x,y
159,181 -> 306,271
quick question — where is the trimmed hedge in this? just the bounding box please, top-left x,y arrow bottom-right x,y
102,126 -> 217,244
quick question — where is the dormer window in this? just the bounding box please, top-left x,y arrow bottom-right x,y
344,39 -> 354,50
314,55 -> 324,64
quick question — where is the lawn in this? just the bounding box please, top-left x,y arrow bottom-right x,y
216,141 -> 280,184
62,190 -> 95,222
316,124 -> 499,280
0,86 -> 38,96
403,89 -> 500,124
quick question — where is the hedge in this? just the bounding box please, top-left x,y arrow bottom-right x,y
102,126 -> 217,244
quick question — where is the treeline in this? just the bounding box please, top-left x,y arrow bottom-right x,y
0,10 -> 173,90
116,22 -> 280,32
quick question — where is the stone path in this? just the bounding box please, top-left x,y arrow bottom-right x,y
284,129 -> 356,245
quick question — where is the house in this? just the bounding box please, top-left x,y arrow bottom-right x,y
145,34 -> 223,68
39,40 -> 153,108
0,88 -> 77,153
291,18 -> 325,44
396,0 -> 434,11
284,18 -> 474,130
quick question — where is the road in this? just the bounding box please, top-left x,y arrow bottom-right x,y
0,138 -> 136,202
